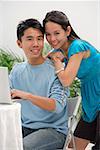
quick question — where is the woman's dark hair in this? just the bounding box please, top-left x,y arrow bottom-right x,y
43,10 -> 80,40
17,18 -> 44,41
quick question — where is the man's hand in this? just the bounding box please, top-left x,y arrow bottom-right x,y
11,89 -> 30,100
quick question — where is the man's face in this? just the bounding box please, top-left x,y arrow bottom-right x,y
17,27 -> 44,61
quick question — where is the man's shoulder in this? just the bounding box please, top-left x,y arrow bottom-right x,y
11,61 -> 27,75
44,58 -> 55,73
45,58 -> 54,68
43,58 -> 58,80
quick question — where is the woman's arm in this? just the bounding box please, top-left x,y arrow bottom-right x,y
52,52 -> 84,87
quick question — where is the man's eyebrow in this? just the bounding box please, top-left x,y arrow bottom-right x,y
26,35 -> 43,38
38,35 -> 44,38
26,35 -> 33,38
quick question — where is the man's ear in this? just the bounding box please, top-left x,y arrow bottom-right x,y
17,40 -> 22,48
66,26 -> 71,36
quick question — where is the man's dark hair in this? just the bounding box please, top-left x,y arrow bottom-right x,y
17,18 -> 44,41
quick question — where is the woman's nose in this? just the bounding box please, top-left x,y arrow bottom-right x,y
50,35 -> 56,42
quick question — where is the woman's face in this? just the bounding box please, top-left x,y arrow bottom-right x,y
45,21 -> 69,50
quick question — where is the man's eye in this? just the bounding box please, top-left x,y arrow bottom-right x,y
55,32 -> 60,35
38,37 -> 43,41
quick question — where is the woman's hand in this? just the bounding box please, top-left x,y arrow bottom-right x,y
46,51 -> 65,70
47,51 -> 65,62
11,89 -> 30,100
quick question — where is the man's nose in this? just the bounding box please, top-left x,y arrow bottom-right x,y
32,39 -> 38,46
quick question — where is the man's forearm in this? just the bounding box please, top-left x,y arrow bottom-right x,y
27,93 -> 56,111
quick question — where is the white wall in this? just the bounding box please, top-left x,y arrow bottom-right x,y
0,1 -> 100,56
0,2 -> 3,47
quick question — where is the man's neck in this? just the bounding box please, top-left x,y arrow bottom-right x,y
28,57 -> 45,66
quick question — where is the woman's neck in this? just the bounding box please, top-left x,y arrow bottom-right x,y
61,40 -> 72,56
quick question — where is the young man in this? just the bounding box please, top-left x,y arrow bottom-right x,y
9,18 -> 69,150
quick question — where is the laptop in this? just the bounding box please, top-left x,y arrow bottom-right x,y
0,66 -> 12,104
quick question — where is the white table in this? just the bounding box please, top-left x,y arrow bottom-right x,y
0,102 -> 23,150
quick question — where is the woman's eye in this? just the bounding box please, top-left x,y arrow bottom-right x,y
46,33 -> 50,36
27,38 -> 32,40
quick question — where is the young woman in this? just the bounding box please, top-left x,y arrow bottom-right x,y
43,10 -> 100,150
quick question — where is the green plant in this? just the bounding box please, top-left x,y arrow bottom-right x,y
69,78 -> 82,118
69,78 -> 81,98
0,42 -> 51,73
0,48 -> 24,73
42,42 -> 52,56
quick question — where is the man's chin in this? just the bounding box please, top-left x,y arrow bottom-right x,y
32,56 -> 40,59
33,54 -> 43,59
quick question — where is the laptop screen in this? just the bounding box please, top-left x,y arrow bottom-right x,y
0,67 -> 12,104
